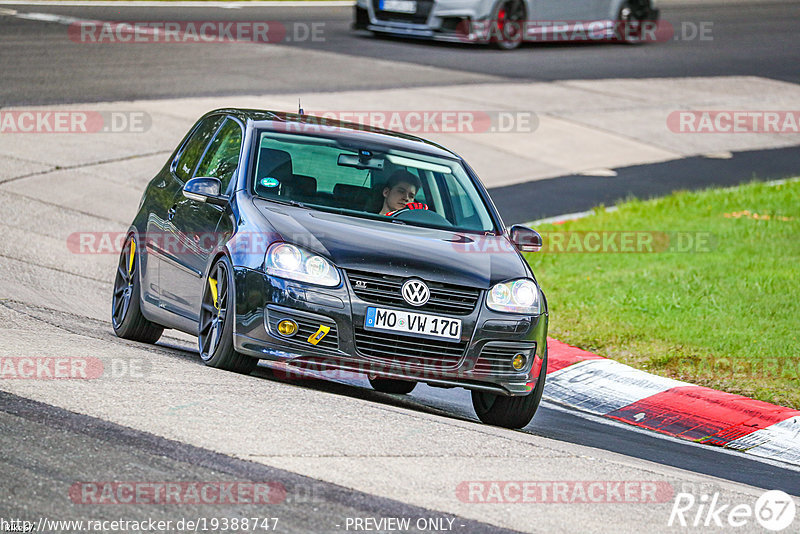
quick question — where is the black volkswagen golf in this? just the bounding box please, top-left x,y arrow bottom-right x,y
112,109 -> 548,428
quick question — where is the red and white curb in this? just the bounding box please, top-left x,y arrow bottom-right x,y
544,338 -> 800,466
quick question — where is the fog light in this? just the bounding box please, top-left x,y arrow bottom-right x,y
511,353 -> 527,371
277,319 -> 298,337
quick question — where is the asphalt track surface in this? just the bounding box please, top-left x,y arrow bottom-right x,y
495,145 -> 800,224
1,2 -> 800,105
1,2 -> 800,532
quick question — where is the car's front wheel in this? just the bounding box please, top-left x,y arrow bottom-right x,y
471,346 -> 547,428
111,235 -> 163,344
491,0 -> 526,50
198,256 -> 257,374
369,377 -> 417,394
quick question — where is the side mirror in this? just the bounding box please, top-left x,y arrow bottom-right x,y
509,225 -> 542,252
183,177 -> 228,207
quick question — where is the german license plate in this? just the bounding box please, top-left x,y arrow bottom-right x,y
379,0 -> 416,13
365,307 -> 461,340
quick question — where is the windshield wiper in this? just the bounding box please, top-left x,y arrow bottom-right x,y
264,197 -> 309,209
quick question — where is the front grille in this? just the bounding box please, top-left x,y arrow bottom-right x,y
472,341 -> 536,376
354,327 -> 466,369
372,0 -> 433,24
266,310 -> 339,351
347,270 -> 480,315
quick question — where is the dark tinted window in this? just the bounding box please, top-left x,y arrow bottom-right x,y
174,115 -> 224,181
252,132 -> 495,232
194,119 -> 243,193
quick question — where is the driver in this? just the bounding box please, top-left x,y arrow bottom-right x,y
379,170 -> 428,216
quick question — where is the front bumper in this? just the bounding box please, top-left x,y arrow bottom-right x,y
232,267 -> 548,396
354,4 -> 478,43
353,3 -> 662,44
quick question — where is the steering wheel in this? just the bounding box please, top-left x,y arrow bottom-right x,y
389,203 -> 453,227
388,202 -> 429,217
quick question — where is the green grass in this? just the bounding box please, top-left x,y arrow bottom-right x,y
525,179 -> 800,409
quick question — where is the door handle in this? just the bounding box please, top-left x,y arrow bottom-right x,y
167,205 -> 177,221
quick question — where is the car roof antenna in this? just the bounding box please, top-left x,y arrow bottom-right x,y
298,98 -> 304,116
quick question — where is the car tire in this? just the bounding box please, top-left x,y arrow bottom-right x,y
491,0 -> 526,50
198,256 -> 257,374
112,235 -> 164,344
471,345 -> 547,428
616,0 -> 651,44
369,377 -> 417,394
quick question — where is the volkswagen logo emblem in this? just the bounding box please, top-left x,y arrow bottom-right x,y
401,279 -> 430,306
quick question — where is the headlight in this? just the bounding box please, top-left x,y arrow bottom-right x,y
486,279 -> 540,314
265,243 -> 340,287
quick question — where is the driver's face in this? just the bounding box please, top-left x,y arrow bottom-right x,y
383,181 -> 417,212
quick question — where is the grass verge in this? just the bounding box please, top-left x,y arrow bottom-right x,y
525,179 -> 800,409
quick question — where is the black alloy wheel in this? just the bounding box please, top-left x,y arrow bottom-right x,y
198,256 -> 257,374
111,235 -> 163,343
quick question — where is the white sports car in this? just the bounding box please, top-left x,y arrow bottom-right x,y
354,0 -> 659,49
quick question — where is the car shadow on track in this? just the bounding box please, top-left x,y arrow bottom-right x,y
250,362 -> 480,425
354,31 -> 620,52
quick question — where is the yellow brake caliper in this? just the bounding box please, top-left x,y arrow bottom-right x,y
208,277 -> 219,315
127,240 -> 136,278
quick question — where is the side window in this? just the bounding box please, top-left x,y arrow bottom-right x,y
194,119 -> 243,193
443,173 -> 475,223
174,115 -> 224,181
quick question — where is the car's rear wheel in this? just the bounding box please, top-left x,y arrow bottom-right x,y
198,256 -> 257,374
369,377 -> 417,394
471,346 -> 547,428
112,235 -> 163,343
616,0 -> 652,44
491,0 -> 526,50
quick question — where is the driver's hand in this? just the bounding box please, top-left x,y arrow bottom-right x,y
384,202 -> 429,216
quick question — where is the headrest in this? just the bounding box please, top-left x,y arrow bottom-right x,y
333,183 -> 372,210
290,174 -> 317,196
257,148 -> 293,182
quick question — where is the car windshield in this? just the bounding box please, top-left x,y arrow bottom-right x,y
251,131 -> 497,233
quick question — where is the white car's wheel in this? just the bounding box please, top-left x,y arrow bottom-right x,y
491,0 -> 526,50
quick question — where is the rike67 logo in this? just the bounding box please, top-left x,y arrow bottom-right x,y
669,490 -> 796,531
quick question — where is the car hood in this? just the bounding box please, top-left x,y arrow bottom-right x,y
252,199 -> 531,288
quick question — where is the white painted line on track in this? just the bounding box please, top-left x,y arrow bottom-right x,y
526,206 -> 618,227
0,1 -> 354,6
14,10 -> 84,23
